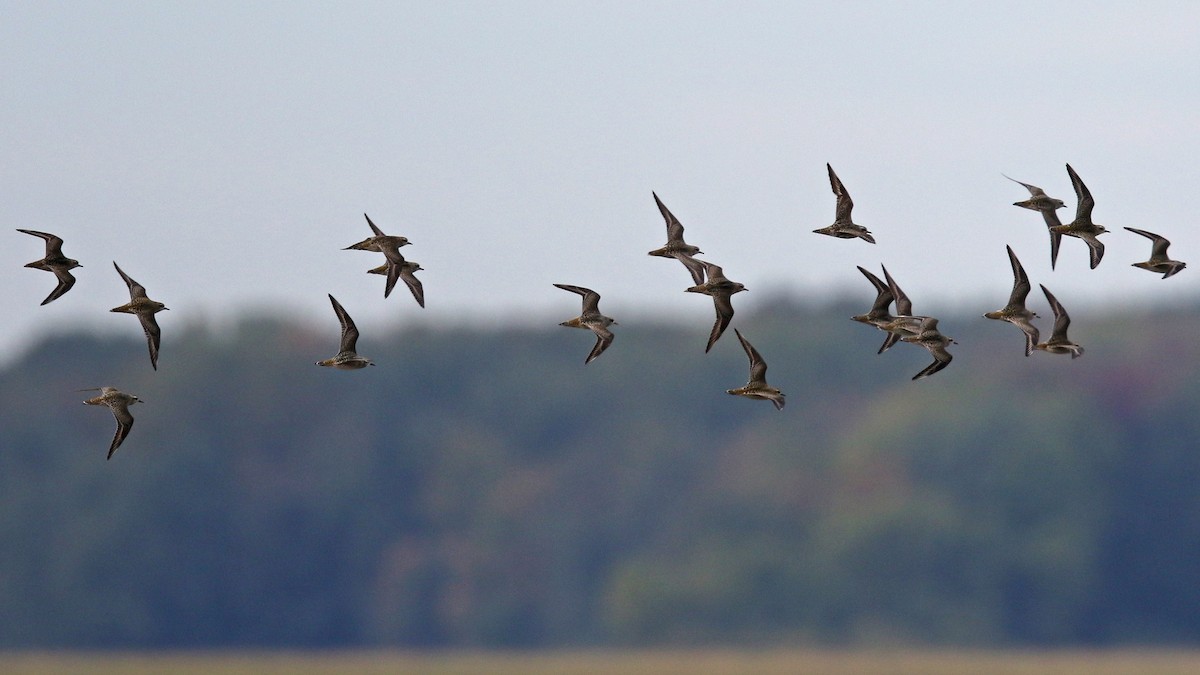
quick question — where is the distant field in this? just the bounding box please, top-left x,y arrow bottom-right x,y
3,650 -> 1200,675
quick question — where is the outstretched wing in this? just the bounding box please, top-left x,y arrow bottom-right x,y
364,213 -> 385,237
1065,163 -> 1094,223
329,294 -> 360,353
827,163 -> 854,224
653,192 -> 686,243
735,328 -> 768,385
113,261 -> 148,300
1005,245 -> 1032,308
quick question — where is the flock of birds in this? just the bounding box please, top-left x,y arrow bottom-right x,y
14,215 -> 427,459
14,162 -> 1186,457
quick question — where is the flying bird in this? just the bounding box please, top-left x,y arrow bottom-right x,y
647,192 -> 707,285
850,265 -> 896,331
1033,285 -> 1084,358
344,213 -> 411,253
316,294 -> 374,369
685,261 -> 747,353
1049,164 -> 1108,269
1003,173 -> 1067,269
726,329 -> 785,410
900,317 -> 956,380
983,245 -> 1040,356
813,163 -> 875,243
1125,227 -> 1186,279
368,259 -> 425,307
554,284 -> 617,364
1003,173 -> 1066,212
16,229 -> 82,305
81,386 -> 141,460
875,265 -> 928,354
111,262 -> 168,370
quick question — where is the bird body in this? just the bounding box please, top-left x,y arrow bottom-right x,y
1033,284 -> 1084,358
647,192 -> 707,284
1003,174 -> 1067,268
344,213 -> 410,255
1049,164 -> 1108,269
726,329 -> 785,410
685,262 -> 747,353
81,386 -> 141,459
368,260 -> 425,306
316,294 -> 374,369
900,317 -> 956,380
983,245 -> 1040,356
17,228 -> 82,305
111,262 -> 168,370
813,163 -> 875,243
554,284 -> 616,364
1125,227 -> 1186,279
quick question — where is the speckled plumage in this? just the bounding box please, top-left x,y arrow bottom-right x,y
344,213 -> 411,256
647,192 -> 707,285
1033,285 -> 1084,358
983,245 -> 1040,356
554,284 -> 616,364
316,294 -> 374,369
110,262 -> 168,370
685,261 -> 747,353
17,229 -> 82,305
813,163 -> 875,244
1003,174 -> 1067,269
368,257 -> 426,307
1049,164 -> 1108,269
1125,227 -> 1186,279
900,317 -> 956,380
81,386 -> 141,460
726,329 -> 785,410
875,265 -> 929,354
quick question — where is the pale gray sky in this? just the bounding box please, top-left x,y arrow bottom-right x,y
4,2 -> 1199,360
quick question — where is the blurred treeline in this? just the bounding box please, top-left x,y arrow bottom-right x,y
2,297 -> 1200,648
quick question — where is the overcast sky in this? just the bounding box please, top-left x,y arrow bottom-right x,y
3,2 -> 1198,361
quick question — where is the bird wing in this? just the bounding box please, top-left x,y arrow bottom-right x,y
42,267 -> 78,305
653,192 -> 687,243
735,329 -> 768,385
554,284 -> 601,314
827,163 -> 854,223
881,264 -> 913,316
585,325 -> 613,364
1040,284 -> 1071,340
107,402 -> 134,460
1005,245 -> 1032,308
329,294 -> 360,353
1002,173 -> 1046,197
673,252 -> 707,285
364,213 -> 385,237
401,266 -> 425,308
1066,163 -> 1095,223
113,261 -> 148,300
138,312 -> 162,371
705,292 -> 735,353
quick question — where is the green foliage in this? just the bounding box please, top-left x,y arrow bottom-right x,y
3,300 -> 1200,647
